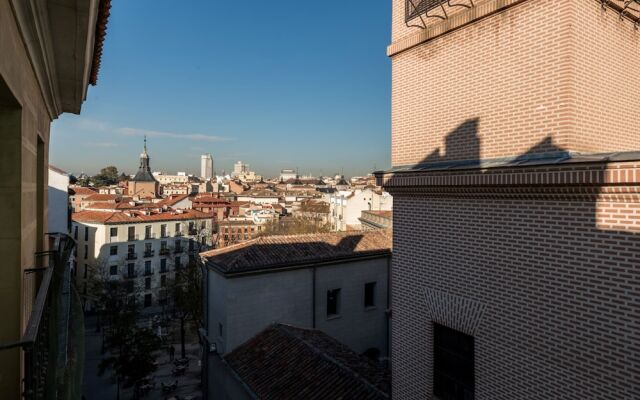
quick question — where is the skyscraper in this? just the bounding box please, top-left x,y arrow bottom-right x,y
201,154 -> 213,180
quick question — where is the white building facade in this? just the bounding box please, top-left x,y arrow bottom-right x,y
201,154 -> 214,180
72,210 -> 213,310
329,188 -> 393,231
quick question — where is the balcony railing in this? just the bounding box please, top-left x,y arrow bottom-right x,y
159,248 -> 170,256
188,229 -> 198,235
127,234 -> 139,241
144,250 -> 155,258
174,248 -> 183,254
144,233 -> 156,240
0,233 -> 78,400
126,253 -> 137,260
124,272 -> 138,279
175,231 -> 183,237
144,269 -> 154,276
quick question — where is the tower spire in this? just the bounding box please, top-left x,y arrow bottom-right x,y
144,135 -> 147,154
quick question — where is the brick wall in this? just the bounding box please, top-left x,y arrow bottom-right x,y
389,180 -> 640,399
390,0 -> 640,168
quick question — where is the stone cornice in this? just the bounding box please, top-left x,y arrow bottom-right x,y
9,0 -> 61,119
377,161 -> 640,200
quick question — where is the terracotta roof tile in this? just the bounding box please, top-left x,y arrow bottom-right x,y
68,187 -> 98,196
83,193 -> 119,202
225,324 -> 389,400
201,230 -> 391,274
72,209 -> 211,224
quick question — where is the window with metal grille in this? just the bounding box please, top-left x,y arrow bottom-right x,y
364,282 -> 376,308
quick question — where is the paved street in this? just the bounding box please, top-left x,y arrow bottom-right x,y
82,315 -> 202,400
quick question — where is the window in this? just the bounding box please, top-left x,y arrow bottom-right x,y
84,226 -> 89,241
433,324 -> 475,400
110,227 -> 118,237
145,225 -> 152,239
128,226 -> 135,241
364,282 -> 376,308
145,261 -> 152,275
74,225 -> 78,240
144,293 -> 152,307
83,264 -> 87,279
84,244 -> 88,259
218,322 -> 223,337
161,275 -> 166,287
145,277 -> 151,290
110,246 -> 118,256
327,289 -> 341,317
110,265 -> 118,276
161,258 -> 167,272
127,263 -> 135,277
175,222 -> 181,235
175,256 -> 182,269
161,224 -> 167,238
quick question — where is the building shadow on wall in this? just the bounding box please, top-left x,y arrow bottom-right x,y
381,116 -> 640,395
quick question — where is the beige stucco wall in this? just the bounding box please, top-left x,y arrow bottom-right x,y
0,0 -> 53,396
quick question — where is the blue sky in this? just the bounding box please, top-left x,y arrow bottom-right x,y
51,1 -> 391,178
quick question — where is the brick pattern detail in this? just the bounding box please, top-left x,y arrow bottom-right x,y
423,288 -> 486,336
390,193 -> 640,400
390,0 -> 640,168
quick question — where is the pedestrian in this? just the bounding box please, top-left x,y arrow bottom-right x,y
169,344 -> 175,361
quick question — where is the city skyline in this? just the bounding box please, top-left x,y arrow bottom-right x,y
50,0 -> 391,177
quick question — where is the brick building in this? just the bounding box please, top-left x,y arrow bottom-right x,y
377,1 -> 640,399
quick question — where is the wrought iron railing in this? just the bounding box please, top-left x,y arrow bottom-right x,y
0,233 -> 78,400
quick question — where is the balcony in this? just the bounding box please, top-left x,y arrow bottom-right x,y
175,231 -> 184,237
188,229 -> 198,235
127,234 -> 139,241
144,269 -> 154,276
124,272 -> 138,279
0,233 -> 78,400
144,250 -> 155,258
144,233 -> 156,240
160,265 -> 168,273
174,248 -> 184,254
159,248 -> 170,256
126,253 -> 137,260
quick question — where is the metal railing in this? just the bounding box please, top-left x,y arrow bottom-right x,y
0,233 -> 77,400
143,250 -> 155,258
126,253 -> 137,260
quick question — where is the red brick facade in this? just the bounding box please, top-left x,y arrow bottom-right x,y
381,0 -> 640,398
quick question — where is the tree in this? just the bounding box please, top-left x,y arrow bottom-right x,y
258,216 -> 331,236
98,300 -> 161,397
168,253 -> 203,359
92,165 -> 119,187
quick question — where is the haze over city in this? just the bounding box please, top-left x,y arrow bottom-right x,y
50,1 -> 391,177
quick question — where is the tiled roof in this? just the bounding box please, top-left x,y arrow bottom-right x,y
366,210 -> 392,218
72,209 -> 211,224
201,229 -> 391,274
83,193 -> 119,202
225,324 -> 390,400
299,201 -> 330,214
90,0 -> 111,85
155,194 -> 190,207
69,187 -> 97,196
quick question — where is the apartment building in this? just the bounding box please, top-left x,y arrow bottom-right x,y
0,0 -> 110,396
378,1 -> 640,399
329,187 -> 393,231
201,154 -> 214,180
69,185 -> 98,212
72,209 -> 212,309
200,230 -> 391,362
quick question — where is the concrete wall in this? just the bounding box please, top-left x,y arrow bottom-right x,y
315,258 -> 389,355
206,256 -> 390,356
48,167 -> 70,234
0,0 -> 52,395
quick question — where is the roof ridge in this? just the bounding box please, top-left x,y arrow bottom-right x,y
275,324 -> 389,398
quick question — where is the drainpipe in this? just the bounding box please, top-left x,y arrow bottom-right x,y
386,254 -> 391,358
312,266 -> 317,328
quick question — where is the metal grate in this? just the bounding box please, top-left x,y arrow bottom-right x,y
406,0 -> 445,22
